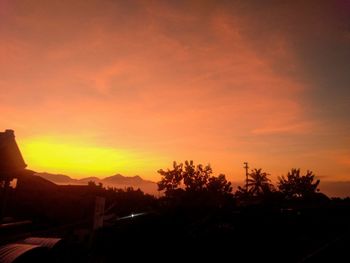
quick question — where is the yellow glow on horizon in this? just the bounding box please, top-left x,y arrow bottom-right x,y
19,137 -> 161,178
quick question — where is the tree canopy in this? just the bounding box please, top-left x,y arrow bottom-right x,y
247,168 -> 274,196
157,160 -> 232,198
235,168 -> 275,201
278,168 -> 320,200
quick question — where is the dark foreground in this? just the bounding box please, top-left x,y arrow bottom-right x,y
1,174 -> 350,262
2,202 -> 350,262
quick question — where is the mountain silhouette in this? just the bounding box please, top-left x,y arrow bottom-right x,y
103,174 -> 151,184
78,176 -> 101,184
34,172 -> 75,183
35,172 -> 158,195
31,173 -> 350,198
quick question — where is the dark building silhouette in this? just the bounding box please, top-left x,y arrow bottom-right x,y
0,129 -> 33,222
0,129 -> 27,177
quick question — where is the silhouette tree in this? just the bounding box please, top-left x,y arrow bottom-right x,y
157,160 -> 232,197
235,168 -> 274,202
157,161 -> 184,197
207,174 -> 232,194
278,168 -> 320,200
235,185 -> 249,199
88,180 -> 97,187
247,168 -> 274,196
87,180 -> 104,189
183,160 -> 212,192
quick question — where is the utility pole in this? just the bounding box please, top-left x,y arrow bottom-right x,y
244,162 -> 249,192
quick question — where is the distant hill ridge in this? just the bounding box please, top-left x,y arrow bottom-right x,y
34,172 -> 350,198
35,172 -> 158,195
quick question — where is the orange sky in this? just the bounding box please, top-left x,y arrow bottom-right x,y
1,0 -> 350,183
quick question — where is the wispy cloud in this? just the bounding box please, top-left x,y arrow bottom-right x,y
0,0 -> 349,181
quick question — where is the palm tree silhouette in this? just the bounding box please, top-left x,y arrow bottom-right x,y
247,168 -> 273,196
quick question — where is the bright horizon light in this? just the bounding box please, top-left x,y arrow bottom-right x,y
20,136 -> 164,178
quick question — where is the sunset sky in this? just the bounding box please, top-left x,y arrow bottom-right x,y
1,0 -> 349,184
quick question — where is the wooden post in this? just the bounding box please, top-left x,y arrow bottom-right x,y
244,162 -> 249,193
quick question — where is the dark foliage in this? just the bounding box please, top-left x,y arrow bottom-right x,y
157,160 -> 233,209
158,160 -> 232,195
235,168 -> 275,205
278,168 -> 320,200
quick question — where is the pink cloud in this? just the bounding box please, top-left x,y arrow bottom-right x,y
1,0 -> 342,182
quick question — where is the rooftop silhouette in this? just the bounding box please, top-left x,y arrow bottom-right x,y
0,130 -> 27,177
